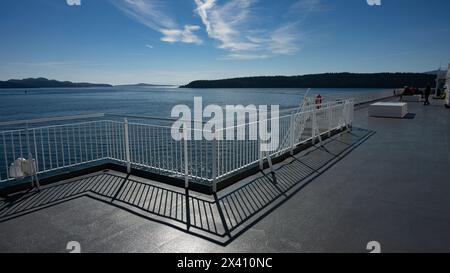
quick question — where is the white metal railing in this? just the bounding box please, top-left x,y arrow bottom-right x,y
0,94 -> 363,192
278,89 -> 395,115
311,89 -> 395,105
0,120 -> 119,183
212,99 -> 354,184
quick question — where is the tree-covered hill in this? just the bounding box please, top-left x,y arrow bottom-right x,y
181,73 -> 436,89
0,78 -> 112,89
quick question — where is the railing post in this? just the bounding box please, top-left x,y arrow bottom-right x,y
344,101 -> 350,131
211,137 -> 217,193
183,127 -> 189,189
259,149 -> 264,170
26,123 -> 40,190
289,112 -> 296,156
267,153 -> 275,174
2,133 -> 9,181
328,102 -> 333,137
350,101 -> 354,131
182,126 -> 191,230
312,107 -> 317,145
124,118 -> 131,174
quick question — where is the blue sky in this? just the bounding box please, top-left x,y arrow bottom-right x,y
0,0 -> 449,85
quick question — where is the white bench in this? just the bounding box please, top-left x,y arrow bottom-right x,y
401,95 -> 422,102
369,102 -> 408,118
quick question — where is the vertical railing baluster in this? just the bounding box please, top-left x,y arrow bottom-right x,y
26,123 -> 40,189
159,127 -> 162,169
328,102 -> 333,137
112,123 -> 116,160
289,112 -> 295,156
3,133 -> 9,180
212,136 -> 217,193
140,125 -> 144,165
105,122 -> 110,159
312,107 -> 317,145
66,127 -> 71,165
94,122 -> 99,159
183,127 -> 189,189
48,127 -> 53,168
145,125 -> 149,166
41,130 -> 45,171
119,122 -> 124,161
89,122 -> 93,161
124,118 -> 131,174
60,126 -> 65,166
100,122 -> 105,159
19,130 -> 23,159
33,130 -> 39,174
11,132 -> 16,163
78,124 -> 83,163
118,122 -> 123,160
54,127 -> 59,168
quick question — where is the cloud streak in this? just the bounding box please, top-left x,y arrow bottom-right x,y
194,0 -> 309,60
66,0 -> 81,6
161,25 -> 202,44
194,0 -> 258,52
112,0 -> 322,60
222,53 -> 269,61
114,0 -> 202,44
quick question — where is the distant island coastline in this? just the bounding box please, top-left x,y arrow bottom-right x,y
1,73 -> 439,89
0,78 -> 112,89
181,73 -> 437,89
115,83 -> 176,87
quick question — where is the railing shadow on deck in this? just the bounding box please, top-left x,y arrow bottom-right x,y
0,127 -> 375,246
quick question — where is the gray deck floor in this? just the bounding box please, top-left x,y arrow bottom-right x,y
0,99 -> 449,253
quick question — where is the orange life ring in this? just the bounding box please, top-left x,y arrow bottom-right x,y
315,95 -> 323,109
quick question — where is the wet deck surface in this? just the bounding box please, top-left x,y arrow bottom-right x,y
1,99 -> 449,252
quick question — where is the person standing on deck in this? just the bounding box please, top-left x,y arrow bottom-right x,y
424,85 -> 431,105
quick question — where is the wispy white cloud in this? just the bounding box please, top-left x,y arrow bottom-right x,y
269,23 -> 301,55
145,44 -> 154,49
289,0 -> 323,13
194,0 -> 311,60
112,0 -> 321,60
66,0 -> 81,6
161,25 -> 202,44
222,53 -> 269,61
194,0 -> 259,52
114,0 -> 202,44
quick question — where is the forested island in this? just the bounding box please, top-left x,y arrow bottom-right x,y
0,78 -> 112,89
181,73 -> 436,89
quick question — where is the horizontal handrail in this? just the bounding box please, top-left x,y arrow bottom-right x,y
106,113 -> 207,124
0,113 -> 106,127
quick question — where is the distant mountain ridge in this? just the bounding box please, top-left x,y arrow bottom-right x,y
181,73 -> 437,89
0,78 -> 112,89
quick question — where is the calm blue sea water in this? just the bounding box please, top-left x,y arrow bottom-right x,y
0,86 -> 392,122
0,86 -> 394,184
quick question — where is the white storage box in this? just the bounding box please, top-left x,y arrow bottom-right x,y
369,102 -> 408,118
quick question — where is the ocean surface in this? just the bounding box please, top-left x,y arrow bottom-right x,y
0,86 -> 393,122
0,86 -> 395,184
